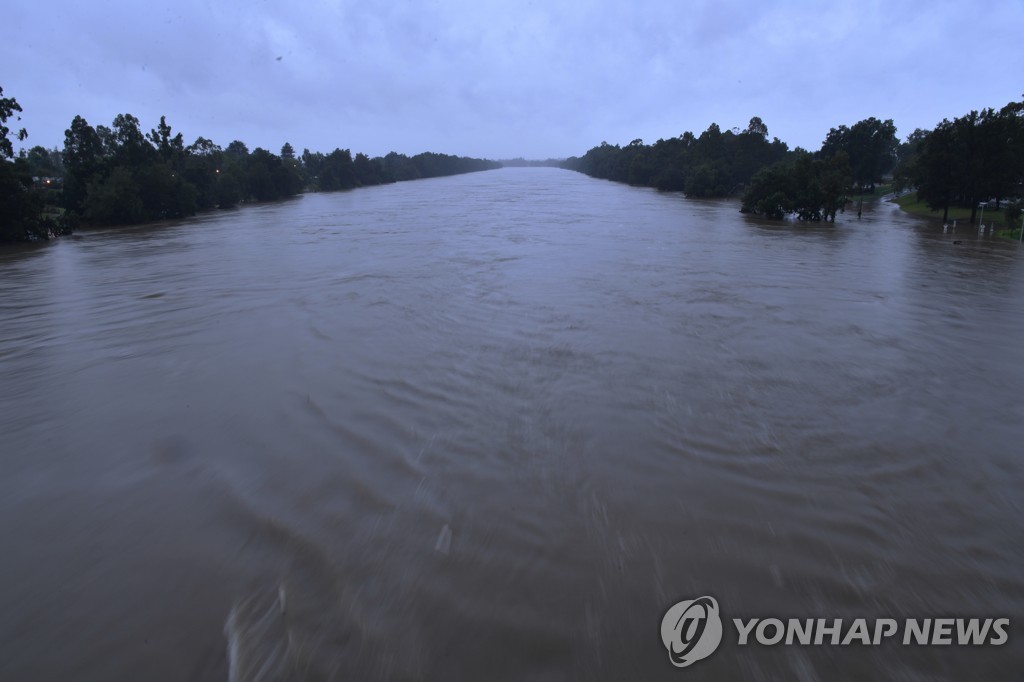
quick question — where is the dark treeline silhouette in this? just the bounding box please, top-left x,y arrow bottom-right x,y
498,158 -> 565,168
893,101 -> 1024,223
1,92 -> 499,242
563,117 -> 789,196
740,151 -> 852,222
6,86 -> 1024,240
564,116 -> 885,222
301,148 -> 499,192
740,117 -> 920,222
566,101 -> 1024,224
1,86 -> 71,241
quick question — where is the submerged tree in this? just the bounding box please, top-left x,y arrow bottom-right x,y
740,151 -> 851,222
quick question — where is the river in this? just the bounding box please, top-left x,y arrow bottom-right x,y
1,167 -> 1022,680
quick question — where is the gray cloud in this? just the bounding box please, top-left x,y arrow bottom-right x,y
5,0 -> 1023,159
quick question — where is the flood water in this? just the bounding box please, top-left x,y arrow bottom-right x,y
1,167 -> 1022,680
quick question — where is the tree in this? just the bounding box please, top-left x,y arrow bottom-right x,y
740,151 -> 850,222
24,145 -> 62,177
741,162 -> 795,219
898,103 -> 1024,224
815,152 -> 852,222
820,117 -> 898,192
215,169 -> 242,208
47,109 -> 496,229
110,113 -> 153,167
135,162 -> 198,220
83,167 -> 145,225
566,117 -> 787,198
976,104 -> 1024,208
0,162 -> 47,241
1,86 -> 60,242
380,151 -> 419,182
319,148 -> 357,191
914,119 -> 960,223
225,140 -> 249,160
62,115 -> 106,212
0,86 -> 27,159
184,137 -> 223,210
353,152 -> 382,186
745,116 -> 768,139
893,128 -> 929,192
149,116 -> 185,168
280,142 -> 305,189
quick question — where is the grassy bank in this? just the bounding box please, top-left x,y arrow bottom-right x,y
893,194 -> 1009,227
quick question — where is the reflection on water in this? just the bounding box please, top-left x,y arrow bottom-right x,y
1,168 -> 1023,680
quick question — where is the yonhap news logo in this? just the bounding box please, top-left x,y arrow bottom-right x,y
660,596 -> 723,667
660,595 -> 1010,670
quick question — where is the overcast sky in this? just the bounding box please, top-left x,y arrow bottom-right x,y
4,0 -> 1023,160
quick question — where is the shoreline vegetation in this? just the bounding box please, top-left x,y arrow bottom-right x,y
891,193 -> 1023,236
2,83 -> 1023,242
0,88 -> 499,243
562,99 -> 1024,234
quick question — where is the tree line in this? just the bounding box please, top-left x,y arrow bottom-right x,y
565,99 -> 1024,225
5,84 -> 1024,240
894,102 -> 1024,223
563,117 -> 789,196
0,88 -> 499,243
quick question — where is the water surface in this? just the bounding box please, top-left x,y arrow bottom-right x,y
1,168 -> 1022,680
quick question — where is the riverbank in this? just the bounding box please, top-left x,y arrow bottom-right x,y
996,226 -> 1024,240
1,166 -> 507,248
891,193 -> 1010,228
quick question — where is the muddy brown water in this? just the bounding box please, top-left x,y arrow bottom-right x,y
1,168 -> 1022,680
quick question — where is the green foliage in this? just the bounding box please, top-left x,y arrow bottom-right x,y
565,117 -> 789,198
183,138 -> 223,210
820,117 -> 898,191
741,152 -> 851,222
0,86 -> 28,160
913,118 -> 960,221
62,115 -> 106,213
894,193 -> 1010,224
83,167 -> 145,225
58,114 -> 313,225
215,171 -> 243,209
12,101 -> 498,236
354,152 -> 382,186
900,99 -> 1024,223
0,85 -> 70,242
0,160 -> 49,241
1005,199 -> 1022,226
23,145 -> 62,177
110,113 -> 153,167
135,163 -> 198,219
301,148 -> 497,192
741,163 -> 795,219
